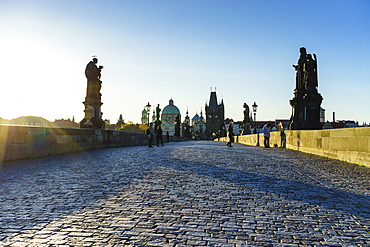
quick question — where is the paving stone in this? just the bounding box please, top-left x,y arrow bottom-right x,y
0,141 -> 369,246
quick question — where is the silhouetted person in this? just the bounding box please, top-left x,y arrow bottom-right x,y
280,130 -> 286,148
227,123 -> 233,147
156,125 -> 164,146
146,122 -> 154,147
166,131 -> 170,142
262,122 -> 271,148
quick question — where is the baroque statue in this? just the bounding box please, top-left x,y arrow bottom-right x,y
80,57 -> 105,129
292,47 -> 318,92
289,47 -> 323,130
156,104 -> 161,121
243,103 -> 250,121
242,103 -> 251,135
85,57 -> 104,101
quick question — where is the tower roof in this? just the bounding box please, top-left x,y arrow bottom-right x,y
192,114 -> 200,120
208,92 -> 218,107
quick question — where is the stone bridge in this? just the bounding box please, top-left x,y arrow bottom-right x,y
0,141 -> 369,246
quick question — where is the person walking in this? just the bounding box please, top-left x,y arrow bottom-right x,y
262,122 -> 271,148
227,122 -> 234,147
156,125 -> 164,146
146,122 -> 154,147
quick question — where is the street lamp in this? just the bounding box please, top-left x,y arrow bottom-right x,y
145,102 -> 151,124
252,102 -> 260,146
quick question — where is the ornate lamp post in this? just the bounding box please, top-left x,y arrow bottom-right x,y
145,102 -> 151,124
252,102 -> 260,146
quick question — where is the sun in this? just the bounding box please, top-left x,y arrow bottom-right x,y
0,34 -> 82,121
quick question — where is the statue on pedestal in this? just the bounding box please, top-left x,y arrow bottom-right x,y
80,57 -> 105,129
154,104 -> 162,131
289,47 -> 323,130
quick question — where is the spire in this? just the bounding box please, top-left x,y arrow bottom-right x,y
185,107 -> 190,120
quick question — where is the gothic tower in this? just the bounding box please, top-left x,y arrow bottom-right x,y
205,90 -> 225,138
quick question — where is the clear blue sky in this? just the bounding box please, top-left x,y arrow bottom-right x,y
0,0 -> 369,124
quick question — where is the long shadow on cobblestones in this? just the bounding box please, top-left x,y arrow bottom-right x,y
0,149 -> 152,239
161,142 -> 370,220
165,156 -> 370,219
0,141 -> 369,242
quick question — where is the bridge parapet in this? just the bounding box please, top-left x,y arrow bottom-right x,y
0,126 -> 148,161
219,127 -> 370,168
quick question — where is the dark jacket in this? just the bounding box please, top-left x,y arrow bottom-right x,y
156,128 -> 163,139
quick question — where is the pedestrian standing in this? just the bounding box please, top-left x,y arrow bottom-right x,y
166,131 -> 170,142
227,122 -> 233,147
262,122 -> 271,148
146,122 -> 154,147
156,125 -> 164,146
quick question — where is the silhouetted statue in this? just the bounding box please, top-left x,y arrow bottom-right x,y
292,47 -> 307,90
243,103 -> 250,121
85,57 -> 103,101
242,103 -> 251,134
290,47 -> 323,130
156,104 -> 161,121
80,57 -> 105,129
304,53 -> 318,92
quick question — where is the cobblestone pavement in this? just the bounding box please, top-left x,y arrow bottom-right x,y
0,141 -> 369,247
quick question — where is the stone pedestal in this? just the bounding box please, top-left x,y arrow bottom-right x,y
242,121 -> 251,135
80,100 -> 105,129
289,90 -> 323,130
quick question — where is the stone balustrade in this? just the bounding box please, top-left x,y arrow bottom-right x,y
219,127 -> 370,168
0,125 -> 148,161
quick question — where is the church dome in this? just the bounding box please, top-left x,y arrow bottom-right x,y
142,108 -> 147,114
162,99 -> 180,115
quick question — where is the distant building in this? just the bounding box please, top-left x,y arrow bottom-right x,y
9,116 -> 51,127
52,119 -> 79,128
191,110 -> 206,139
141,109 -> 148,124
182,109 -> 191,138
331,120 -> 359,128
205,91 -> 225,138
161,99 -> 181,136
320,107 -> 326,123
116,114 -> 125,126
